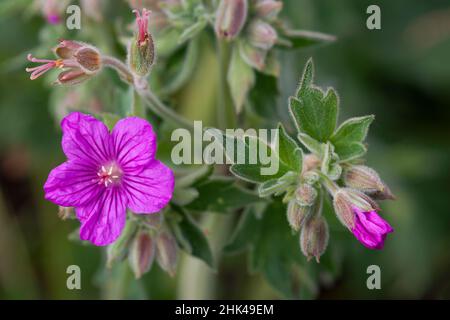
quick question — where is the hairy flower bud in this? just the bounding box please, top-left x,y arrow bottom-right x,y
254,0 -> 283,21
333,188 -> 380,229
106,221 -> 137,268
142,213 -> 163,230
129,8 -> 155,77
302,154 -> 321,173
343,165 -> 395,200
247,20 -> 278,50
215,0 -> 248,40
295,184 -> 318,206
128,229 -> 156,279
302,171 -> 320,185
156,231 -> 178,276
287,200 -> 310,231
300,216 -> 329,262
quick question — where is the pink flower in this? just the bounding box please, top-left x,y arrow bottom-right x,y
26,40 -> 102,84
44,112 -> 174,246
351,206 -> 394,250
333,188 -> 394,250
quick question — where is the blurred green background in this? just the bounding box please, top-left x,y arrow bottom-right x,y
0,0 -> 449,299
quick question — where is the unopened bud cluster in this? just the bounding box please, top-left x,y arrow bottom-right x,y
214,0 -> 282,72
283,155 -> 328,262
107,214 -> 179,278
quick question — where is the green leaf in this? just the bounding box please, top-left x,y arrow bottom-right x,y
204,129 -> 290,183
321,142 -> 342,180
224,202 -> 315,298
229,134 -> 290,183
172,187 -> 199,206
239,40 -> 267,72
277,29 -> 336,49
258,172 -> 297,197
288,60 -> 339,142
228,45 -> 255,114
297,132 -> 325,156
248,73 -> 279,120
330,115 -> 374,161
161,38 -> 199,95
177,19 -> 208,44
186,177 -> 262,213
223,207 -> 262,254
175,165 -> 213,189
276,123 -> 303,172
171,207 -> 214,268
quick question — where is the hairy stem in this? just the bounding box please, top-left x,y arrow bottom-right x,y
102,55 -> 134,84
103,55 -> 194,131
135,85 -> 195,131
319,172 -> 339,196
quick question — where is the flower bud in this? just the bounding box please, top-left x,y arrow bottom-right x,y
141,213 -> 163,230
300,216 -> 329,262
302,171 -> 320,185
156,231 -> 178,276
129,8 -> 155,77
128,229 -> 156,279
54,40 -> 83,59
56,69 -> 92,86
106,221 -> 137,268
247,20 -> 277,50
333,188 -> 380,229
295,184 -> 317,206
255,0 -> 283,21
287,200 -> 310,231
73,47 -> 102,74
343,165 -> 395,200
302,154 -> 321,173
215,0 -> 248,40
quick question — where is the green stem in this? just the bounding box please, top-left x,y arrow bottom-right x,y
318,171 -> 339,196
135,85 -> 195,131
216,39 -> 236,129
103,55 -> 194,131
102,55 -> 134,84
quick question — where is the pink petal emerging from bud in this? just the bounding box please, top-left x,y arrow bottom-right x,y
247,20 -> 278,50
215,0 -> 248,40
56,69 -> 91,86
351,206 -> 394,250
133,8 -> 151,44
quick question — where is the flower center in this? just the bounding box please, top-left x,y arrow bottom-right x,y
96,162 -> 122,187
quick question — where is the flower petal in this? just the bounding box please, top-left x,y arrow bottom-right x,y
44,161 -> 100,207
352,209 -> 393,250
111,117 -> 156,170
61,112 -> 111,166
123,160 -> 174,213
76,188 -> 128,246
